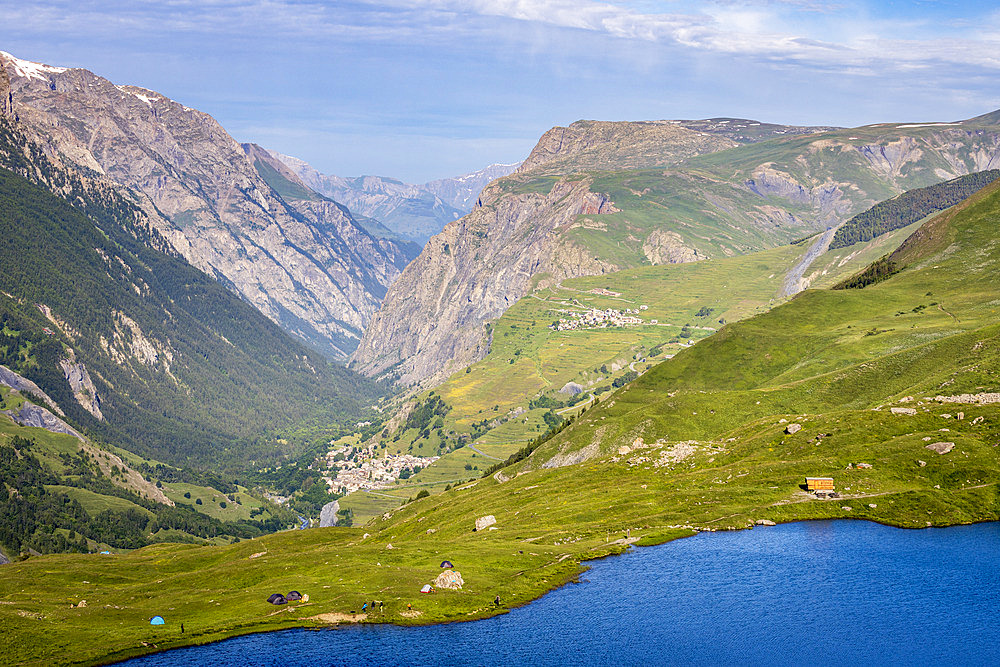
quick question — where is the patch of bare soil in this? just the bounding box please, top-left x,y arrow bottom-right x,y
308,612 -> 367,624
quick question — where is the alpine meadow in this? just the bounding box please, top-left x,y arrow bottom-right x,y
2,2 -> 1000,665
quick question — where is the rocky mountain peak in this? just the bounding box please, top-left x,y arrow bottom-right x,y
0,50 -> 414,358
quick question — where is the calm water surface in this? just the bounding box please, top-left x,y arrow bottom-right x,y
127,520 -> 1000,666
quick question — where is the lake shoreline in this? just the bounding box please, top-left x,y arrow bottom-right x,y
104,515 -> 1000,666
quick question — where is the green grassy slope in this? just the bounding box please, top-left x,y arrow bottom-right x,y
337,217 -> 933,523
3,179 -> 1000,665
0,409 -> 298,559
517,179 -> 1000,468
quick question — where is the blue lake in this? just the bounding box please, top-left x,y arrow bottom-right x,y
126,520 -> 1000,666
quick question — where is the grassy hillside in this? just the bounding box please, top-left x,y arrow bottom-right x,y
515,179 -> 1000,471
336,218 -> 929,522
3,166 -> 1000,666
0,117 -> 386,470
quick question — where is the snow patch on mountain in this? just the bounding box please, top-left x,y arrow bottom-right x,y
0,51 -> 68,81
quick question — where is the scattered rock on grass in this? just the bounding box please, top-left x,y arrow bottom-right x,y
475,515 -> 497,531
784,423 -> 802,434
926,442 -> 955,455
890,407 -> 917,416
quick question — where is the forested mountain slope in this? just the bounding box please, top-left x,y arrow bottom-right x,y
0,116 -> 385,470
0,51 -> 412,358
353,113 -> 1000,388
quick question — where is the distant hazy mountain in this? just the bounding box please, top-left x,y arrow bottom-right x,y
423,162 -> 524,210
0,50 -> 414,359
272,151 -> 519,244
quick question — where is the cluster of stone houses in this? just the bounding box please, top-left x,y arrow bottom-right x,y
321,446 -> 439,495
552,306 -> 648,331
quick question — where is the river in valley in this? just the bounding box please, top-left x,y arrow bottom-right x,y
125,520 -> 1000,666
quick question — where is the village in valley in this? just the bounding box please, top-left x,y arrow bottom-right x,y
320,441 -> 439,495
551,304 -> 653,331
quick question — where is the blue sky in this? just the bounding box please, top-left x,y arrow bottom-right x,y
2,1 -> 1000,182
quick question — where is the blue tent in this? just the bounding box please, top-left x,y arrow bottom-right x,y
150,616 -> 165,626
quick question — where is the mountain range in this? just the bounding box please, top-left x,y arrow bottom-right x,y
352,115 -> 1000,387
273,153 -> 519,244
4,43 -> 1000,663
0,51 -> 415,359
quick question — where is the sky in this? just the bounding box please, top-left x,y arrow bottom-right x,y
2,0 -> 1000,183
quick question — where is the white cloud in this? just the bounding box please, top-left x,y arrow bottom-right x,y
376,0 -> 1000,73
4,1 -> 999,74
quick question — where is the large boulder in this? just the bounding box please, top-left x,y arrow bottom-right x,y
319,500 -> 340,528
434,570 -> 464,590
475,515 -> 497,531
559,382 -> 584,395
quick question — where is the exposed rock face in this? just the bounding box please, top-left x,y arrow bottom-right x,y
4,401 -> 83,439
60,350 -> 103,421
0,364 -> 64,416
0,51 -> 412,358
643,229 -> 706,265
319,500 -> 340,528
352,176 -> 622,385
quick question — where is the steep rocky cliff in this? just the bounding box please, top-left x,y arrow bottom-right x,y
0,51 -> 411,358
354,114 -> 1000,388
351,176 -> 621,385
